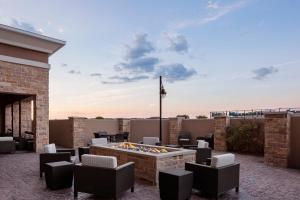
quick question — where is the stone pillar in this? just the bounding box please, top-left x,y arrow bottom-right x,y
214,116 -> 230,151
21,99 -> 32,136
168,117 -> 183,144
34,93 -> 50,153
70,117 -> 86,148
264,112 -> 291,167
118,118 -> 130,133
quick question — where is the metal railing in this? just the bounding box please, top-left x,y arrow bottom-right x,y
210,107 -> 300,118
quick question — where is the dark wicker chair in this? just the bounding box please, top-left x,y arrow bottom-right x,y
123,132 -> 129,142
178,132 -> 192,146
196,134 -> 214,149
0,138 -> 16,153
74,162 -> 135,199
185,160 -> 239,199
115,133 -> 125,142
94,131 -> 108,138
39,145 -> 75,178
183,146 -> 212,164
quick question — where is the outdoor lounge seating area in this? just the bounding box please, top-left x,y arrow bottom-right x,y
1,150 -> 300,199
1,4 -> 300,199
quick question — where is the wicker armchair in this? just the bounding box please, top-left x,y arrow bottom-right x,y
185,153 -> 239,199
0,137 -> 15,153
39,144 -> 75,177
74,155 -> 135,199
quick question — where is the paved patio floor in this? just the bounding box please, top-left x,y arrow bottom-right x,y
0,151 -> 300,200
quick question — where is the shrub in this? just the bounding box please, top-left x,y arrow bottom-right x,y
196,115 -> 208,119
95,116 -> 104,119
226,119 -> 264,155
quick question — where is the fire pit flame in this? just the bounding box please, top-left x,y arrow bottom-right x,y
113,142 -> 169,154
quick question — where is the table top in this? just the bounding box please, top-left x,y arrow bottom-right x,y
45,161 -> 73,167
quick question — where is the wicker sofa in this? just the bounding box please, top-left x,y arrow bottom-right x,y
74,154 -> 135,199
0,137 -> 15,153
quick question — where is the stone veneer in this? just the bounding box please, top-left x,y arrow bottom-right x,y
0,60 -> 49,152
214,116 -> 229,151
70,117 -> 86,148
90,143 -> 196,185
168,117 -> 183,144
264,112 -> 291,167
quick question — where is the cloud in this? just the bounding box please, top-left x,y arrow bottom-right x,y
252,66 -> 278,80
155,63 -> 197,83
68,70 -> 81,75
102,75 -> 149,84
0,17 -> 43,34
90,73 -> 102,77
116,57 -> 159,73
167,34 -> 189,53
174,0 -> 247,30
115,33 -> 159,74
125,33 -> 155,60
58,27 -> 64,33
207,1 -> 220,9
61,63 -> 68,67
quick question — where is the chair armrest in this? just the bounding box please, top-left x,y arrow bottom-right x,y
116,162 -> 135,194
57,149 -> 76,156
115,161 -> 135,170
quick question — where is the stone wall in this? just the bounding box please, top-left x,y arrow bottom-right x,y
0,60 -> 49,152
264,112 -> 290,167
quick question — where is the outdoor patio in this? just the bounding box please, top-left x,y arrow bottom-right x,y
1,151 -> 300,200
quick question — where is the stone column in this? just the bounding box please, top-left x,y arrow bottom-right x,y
214,116 -> 230,151
264,112 -> 291,167
21,99 -> 32,136
70,117 -> 86,148
118,118 -> 130,133
34,94 -> 49,153
168,117 -> 183,144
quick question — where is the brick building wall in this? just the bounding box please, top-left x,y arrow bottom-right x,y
0,60 -> 49,152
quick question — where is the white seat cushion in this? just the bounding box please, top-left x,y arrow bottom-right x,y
197,140 -> 208,148
44,143 -> 57,153
179,138 -> 190,141
82,154 -> 117,169
91,138 -> 108,145
211,153 -> 235,168
0,137 -> 13,141
143,137 -> 160,145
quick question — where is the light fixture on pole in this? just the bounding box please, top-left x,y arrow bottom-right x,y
159,76 -> 166,143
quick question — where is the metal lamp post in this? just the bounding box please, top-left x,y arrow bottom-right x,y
159,76 -> 166,143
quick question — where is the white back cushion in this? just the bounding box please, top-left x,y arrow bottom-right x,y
143,137 -> 160,145
197,140 -> 209,148
0,137 -> 13,141
91,138 -> 108,145
44,143 -> 57,153
211,153 -> 235,168
82,154 -> 117,168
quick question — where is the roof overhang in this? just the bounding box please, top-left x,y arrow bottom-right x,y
0,24 -> 65,55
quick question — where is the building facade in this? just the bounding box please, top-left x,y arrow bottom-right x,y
0,24 -> 64,152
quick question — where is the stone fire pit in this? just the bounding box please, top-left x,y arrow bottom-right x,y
90,142 -> 196,184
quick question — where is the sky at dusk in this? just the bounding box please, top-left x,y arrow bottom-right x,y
0,0 -> 299,119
